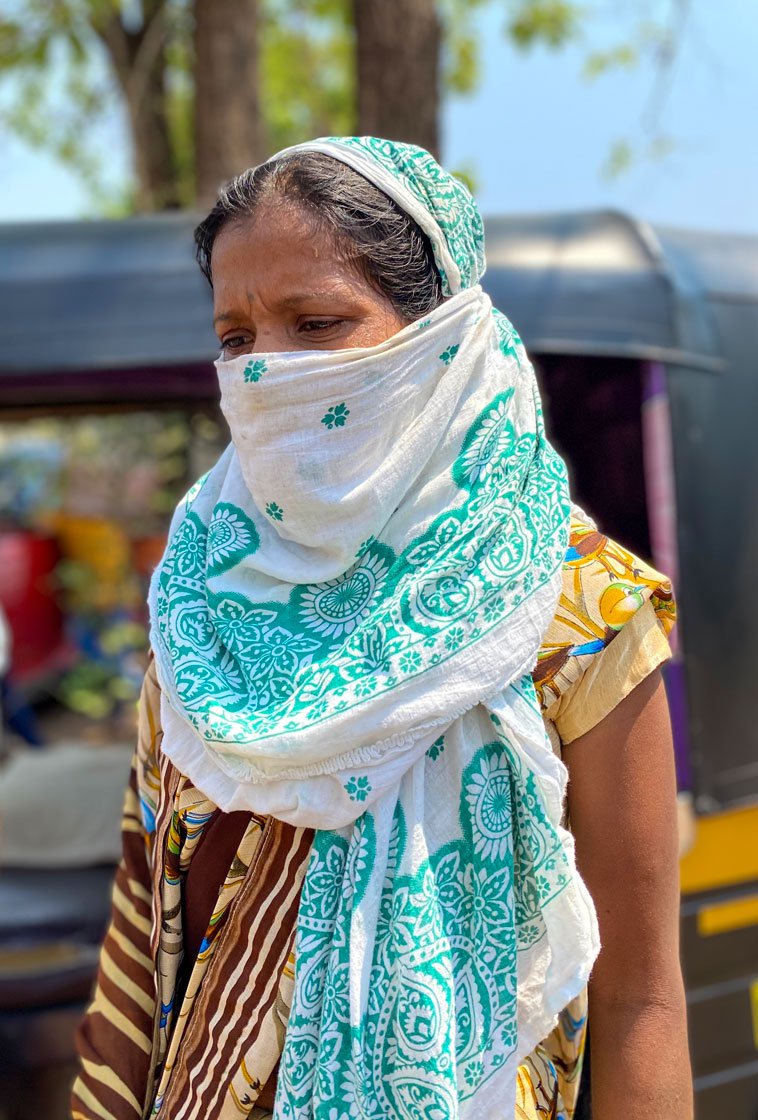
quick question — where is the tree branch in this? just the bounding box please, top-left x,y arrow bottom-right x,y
642,0 -> 691,136
123,0 -> 170,118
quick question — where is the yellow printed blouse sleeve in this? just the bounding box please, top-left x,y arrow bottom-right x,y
71,663 -> 160,1120
534,518 -> 676,744
551,600 -> 673,744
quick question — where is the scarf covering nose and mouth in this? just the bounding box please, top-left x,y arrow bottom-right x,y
216,287 -> 491,576
149,136 -> 599,1119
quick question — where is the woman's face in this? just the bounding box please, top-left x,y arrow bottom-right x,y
211,204 -> 408,359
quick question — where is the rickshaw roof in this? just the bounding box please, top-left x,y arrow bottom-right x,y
484,211 -> 758,370
0,208 -> 756,406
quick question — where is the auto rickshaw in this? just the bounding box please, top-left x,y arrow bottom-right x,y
0,208 -> 756,1117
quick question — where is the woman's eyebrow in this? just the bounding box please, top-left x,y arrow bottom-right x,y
213,288 -> 352,327
213,310 -> 241,327
277,289 -> 348,309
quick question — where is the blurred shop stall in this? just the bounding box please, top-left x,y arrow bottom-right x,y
0,216 -> 225,739
0,411 -> 224,737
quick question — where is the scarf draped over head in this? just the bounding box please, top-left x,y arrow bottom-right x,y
149,136 -> 599,1119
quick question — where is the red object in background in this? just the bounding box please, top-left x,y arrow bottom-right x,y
0,533 -> 65,683
132,534 -> 167,581
132,535 -> 167,625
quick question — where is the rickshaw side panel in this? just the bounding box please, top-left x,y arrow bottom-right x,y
666,296 -> 758,812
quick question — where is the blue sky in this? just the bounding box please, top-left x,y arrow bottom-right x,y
1,1 -> 756,232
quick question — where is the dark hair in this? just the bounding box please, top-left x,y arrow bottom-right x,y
193,152 -> 444,322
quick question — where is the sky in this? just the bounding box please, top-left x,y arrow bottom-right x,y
1,1 -> 756,232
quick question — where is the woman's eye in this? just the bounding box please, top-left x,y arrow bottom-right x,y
220,335 -> 252,354
300,319 -> 344,333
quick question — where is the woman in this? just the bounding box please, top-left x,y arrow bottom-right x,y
72,137 -> 691,1120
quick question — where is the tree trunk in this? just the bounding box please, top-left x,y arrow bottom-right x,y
193,0 -> 265,209
124,43 -> 179,211
352,0 -> 441,157
94,1 -> 179,212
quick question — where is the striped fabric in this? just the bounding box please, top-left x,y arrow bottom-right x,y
72,523 -> 674,1120
71,753 -> 157,1120
73,657 -> 313,1120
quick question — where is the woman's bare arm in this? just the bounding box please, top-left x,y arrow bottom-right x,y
563,669 -> 693,1119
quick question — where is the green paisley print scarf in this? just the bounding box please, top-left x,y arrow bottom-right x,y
149,137 -> 599,1119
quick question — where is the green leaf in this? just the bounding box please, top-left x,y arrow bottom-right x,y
583,43 -> 637,80
602,138 -> 634,179
507,0 -> 583,49
445,31 -> 479,94
451,164 -> 478,195
260,0 -> 355,151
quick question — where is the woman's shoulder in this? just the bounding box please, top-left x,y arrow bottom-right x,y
533,515 -> 676,744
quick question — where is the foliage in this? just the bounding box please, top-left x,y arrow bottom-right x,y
440,0 -> 581,96
0,1 -> 120,203
506,0 -> 582,48
0,0 -> 359,205
589,3 -> 690,177
0,0 -> 688,207
261,0 -> 355,152
440,0 -> 490,95
603,132 -> 676,180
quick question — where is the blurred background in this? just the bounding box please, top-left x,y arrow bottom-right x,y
0,2 -> 756,1117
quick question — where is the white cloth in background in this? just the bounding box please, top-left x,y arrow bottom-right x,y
0,743 -> 132,867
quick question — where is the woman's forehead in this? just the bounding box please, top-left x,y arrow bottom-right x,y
211,223 -> 385,321
214,210 -> 322,273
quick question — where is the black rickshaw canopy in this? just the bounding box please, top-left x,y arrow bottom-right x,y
3,208 -> 755,396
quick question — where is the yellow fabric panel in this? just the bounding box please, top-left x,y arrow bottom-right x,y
680,805 -> 758,894
545,601 -> 672,744
697,894 -> 758,937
